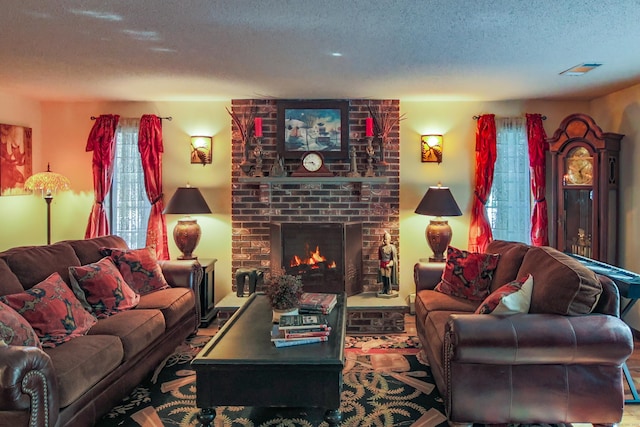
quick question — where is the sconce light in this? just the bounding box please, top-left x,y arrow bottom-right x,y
421,134 -> 443,163
190,136 -> 212,165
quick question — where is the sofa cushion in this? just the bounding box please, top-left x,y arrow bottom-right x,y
44,334 -> 123,407
65,235 -> 129,265
136,287 -> 195,329
3,242 -> 81,289
0,300 -> 42,348
69,257 -> 140,318
0,258 -> 24,295
518,246 -> 602,315
475,274 -> 533,315
88,309 -> 165,361
485,240 -> 531,293
0,273 -> 97,348
101,247 -> 170,295
416,289 -> 479,315
435,246 -> 500,301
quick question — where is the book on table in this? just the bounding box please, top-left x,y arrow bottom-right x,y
298,292 -> 338,314
284,328 -> 332,339
278,313 -> 329,330
270,325 -> 329,347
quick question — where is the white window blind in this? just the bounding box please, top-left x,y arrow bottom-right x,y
105,118 -> 150,249
486,117 -> 531,244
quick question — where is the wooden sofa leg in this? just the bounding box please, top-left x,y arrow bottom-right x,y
592,424 -> 617,427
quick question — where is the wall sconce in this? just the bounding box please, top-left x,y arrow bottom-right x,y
421,134 -> 443,163
190,136 -> 212,165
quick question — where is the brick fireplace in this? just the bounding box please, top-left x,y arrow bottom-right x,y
231,99 -> 399,291
230,99 -> 402,332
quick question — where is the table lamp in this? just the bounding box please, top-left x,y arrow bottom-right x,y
163,185 -> 211,260
414,185 -> 462,262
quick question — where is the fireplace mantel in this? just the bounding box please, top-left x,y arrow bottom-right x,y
238,176 -> 388,202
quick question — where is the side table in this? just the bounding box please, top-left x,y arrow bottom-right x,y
197,258 -> 218,328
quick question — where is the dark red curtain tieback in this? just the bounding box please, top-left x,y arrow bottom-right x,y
474,192 -> 487,205
535,197 -> 546,203
152,194 -> 163,204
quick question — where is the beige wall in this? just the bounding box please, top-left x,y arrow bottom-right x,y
6,89 -> 637,311
590,83 -> 640,328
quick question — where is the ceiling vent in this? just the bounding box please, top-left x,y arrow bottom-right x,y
560,63 -> 602,76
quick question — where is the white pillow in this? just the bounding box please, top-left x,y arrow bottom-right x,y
492,274 -> 534,315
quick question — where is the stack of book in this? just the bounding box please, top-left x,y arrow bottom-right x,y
298,292 -> 338,315
271,313 -> 331,348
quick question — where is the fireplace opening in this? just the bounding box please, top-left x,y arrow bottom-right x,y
270,222 -> 363,296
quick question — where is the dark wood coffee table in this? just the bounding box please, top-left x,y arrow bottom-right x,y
192,292 -> 346,426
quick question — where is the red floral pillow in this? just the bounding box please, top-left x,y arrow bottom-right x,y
435,246 -> 500,301
475,274 -> 533,314
100,247 -> 169,295
0,273 -> 97,348
69,257 -> 140,318
0,300 -> 42,348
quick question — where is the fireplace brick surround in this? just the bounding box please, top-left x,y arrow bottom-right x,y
228,99 -> 405,333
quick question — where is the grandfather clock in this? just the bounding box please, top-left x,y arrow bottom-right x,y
548,113 -> 623,264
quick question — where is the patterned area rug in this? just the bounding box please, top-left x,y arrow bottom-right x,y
96,333 -> 450,427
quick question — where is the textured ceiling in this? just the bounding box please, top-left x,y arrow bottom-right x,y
2,0 -> 640,102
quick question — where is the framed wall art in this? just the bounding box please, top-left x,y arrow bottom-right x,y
277,100 -> 349,159
0,123 -> 32,196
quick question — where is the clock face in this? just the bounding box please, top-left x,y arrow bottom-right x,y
302,152 -> 323,172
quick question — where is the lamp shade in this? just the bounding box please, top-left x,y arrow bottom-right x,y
414,186 -> 462,217
24,163 -> 71,196
163,186 -> 212,215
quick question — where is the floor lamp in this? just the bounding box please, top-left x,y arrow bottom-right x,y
24,163 -> 71,245
163,185 -> 212,260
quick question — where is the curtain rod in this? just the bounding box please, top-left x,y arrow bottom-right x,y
472,114 -> 546,120
90,115 -> 172,121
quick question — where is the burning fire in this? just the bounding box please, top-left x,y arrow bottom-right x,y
290,246 -> 336,269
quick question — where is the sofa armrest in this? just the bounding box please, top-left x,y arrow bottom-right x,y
158,260 -> 203,290
414,261 -> 444,292
0,345 -> 59,427
446,313 -> 633,365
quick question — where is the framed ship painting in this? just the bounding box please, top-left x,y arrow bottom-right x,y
277,100 -> 349,159
0,123 -> 32,196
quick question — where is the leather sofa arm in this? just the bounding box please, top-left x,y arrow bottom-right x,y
158,259 -> 203,290
0,345 -> 59,427
446,313 -> 633,365
414,261 -> 444,292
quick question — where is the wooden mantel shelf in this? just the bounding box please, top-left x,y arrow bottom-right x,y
237,176 -> 388,202
237,176 -> 388,184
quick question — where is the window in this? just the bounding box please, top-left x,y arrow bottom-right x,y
486,117 -> 531,244
105,118 -> 150,248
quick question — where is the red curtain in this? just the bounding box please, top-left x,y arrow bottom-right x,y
85,114 -> 120,238
526,113 -> 549,246
468,114 -> 497,252
138,115 -> 169,260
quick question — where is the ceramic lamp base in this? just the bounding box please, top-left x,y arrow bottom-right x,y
174,218 -> 201,260
426,219 -> 452,262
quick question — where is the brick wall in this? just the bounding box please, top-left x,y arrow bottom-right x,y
230,99 -> 400,294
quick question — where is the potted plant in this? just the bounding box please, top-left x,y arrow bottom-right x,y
265,269 -> 304,322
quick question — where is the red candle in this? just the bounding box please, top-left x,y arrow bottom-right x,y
365,117 -> 374,137
254,117 -> 263,137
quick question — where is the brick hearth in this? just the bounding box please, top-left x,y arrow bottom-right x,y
215,292 -> 409,334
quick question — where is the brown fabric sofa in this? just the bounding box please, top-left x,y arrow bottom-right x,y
414,240 -> 634,427
0,235 -> 202,427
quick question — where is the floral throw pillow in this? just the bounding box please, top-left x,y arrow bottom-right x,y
100,247 -> 169,296
435,246 -> 500,301
0,273 -> 97,348
0,300 -> 42,348
69,257 -> 140,318
475,274 -> 534,314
